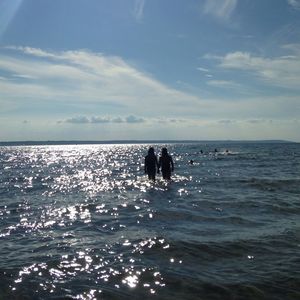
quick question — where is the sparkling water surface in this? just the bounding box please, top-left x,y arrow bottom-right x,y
0,142 -> 299,299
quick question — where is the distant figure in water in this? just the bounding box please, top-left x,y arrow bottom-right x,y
159,147 -> 174,180
189,159 -> 194,165
144,147 -> 159,181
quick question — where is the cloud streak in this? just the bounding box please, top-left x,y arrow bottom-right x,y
0,46 -> 201,117
0,0 -> 23,38
206,80 -> 241,89
203,0 -> 238,20
133,0 -> 145,21
287,0 -> 300,10
63,115 -> 146,124
207,46 -> 300,89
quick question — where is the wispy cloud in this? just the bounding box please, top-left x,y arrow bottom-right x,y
218,119 -> 235,124
62,115 -> 145,124
60,115 -> 189,125
0,46 -> 201,117
206,80 -> 240,88
246,119 -> 272,124
203,0 -> 238,20
5,46 -> 57,58
207,46 -> 300,89
197,67 -> 209,72
0,0 -> 23,38
133,0 -> 145,22
64,116 -> 90,124
287,0 -> 300,10
1,46 -> 299,142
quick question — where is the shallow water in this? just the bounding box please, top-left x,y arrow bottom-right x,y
0,142 -> 299,299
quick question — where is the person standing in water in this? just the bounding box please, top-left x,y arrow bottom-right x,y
144,147 -> 159,181
158,147 -> 174,180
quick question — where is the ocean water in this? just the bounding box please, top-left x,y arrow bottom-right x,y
0,142 -> 299,300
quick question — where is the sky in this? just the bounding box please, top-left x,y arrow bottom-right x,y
0,0 -> 300,142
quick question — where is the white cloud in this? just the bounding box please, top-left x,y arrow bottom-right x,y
0,46 -> 201,116
203,0 -> 238,20
1,46 -> 299,142
1,45 -> 299,121
211,48 -> 300,89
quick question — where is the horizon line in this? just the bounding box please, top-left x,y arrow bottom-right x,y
0,139 -> 296,146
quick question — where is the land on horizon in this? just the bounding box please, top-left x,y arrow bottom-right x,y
0,139 -> 295,147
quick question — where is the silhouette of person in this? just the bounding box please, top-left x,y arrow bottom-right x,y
144,147 -> 159,181
158,147 -> 174,180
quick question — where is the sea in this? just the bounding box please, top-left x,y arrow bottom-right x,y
0,141 -> 299,300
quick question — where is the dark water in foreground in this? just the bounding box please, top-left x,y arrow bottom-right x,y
0,142 -> 299,300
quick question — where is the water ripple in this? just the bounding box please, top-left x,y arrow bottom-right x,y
0,143 -> 299,299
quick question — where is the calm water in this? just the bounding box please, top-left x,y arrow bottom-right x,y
0,142 -> 299,300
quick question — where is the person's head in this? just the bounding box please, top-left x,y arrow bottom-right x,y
148,147 -> 155,155
162,147 -> 168,156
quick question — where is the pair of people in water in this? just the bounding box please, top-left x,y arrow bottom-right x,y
144,147 -> 174,181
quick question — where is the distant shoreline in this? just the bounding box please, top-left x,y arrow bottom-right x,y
0,140 -> 296,146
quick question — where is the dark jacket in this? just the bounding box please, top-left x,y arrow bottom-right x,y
145,154 -> 159,173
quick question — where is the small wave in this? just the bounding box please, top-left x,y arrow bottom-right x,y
0,142 -> 299,300
240,177 -> 300,193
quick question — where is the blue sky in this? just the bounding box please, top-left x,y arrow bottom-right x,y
0,0 -> 299,142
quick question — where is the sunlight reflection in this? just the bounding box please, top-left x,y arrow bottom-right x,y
122,274 -> 139,288
4,144 -> 182,297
